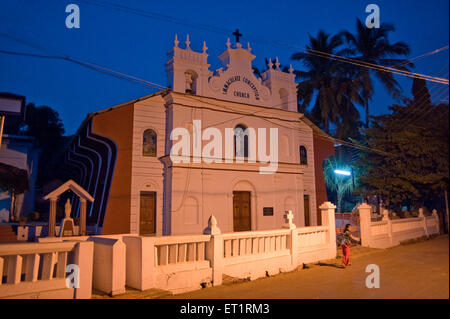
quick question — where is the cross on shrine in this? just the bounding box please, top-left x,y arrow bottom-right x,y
232,29 -> 243,43
283,210 -> 296,230
285,210 -> 294,225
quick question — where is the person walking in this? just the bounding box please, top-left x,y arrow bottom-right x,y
341,224 -> 360,267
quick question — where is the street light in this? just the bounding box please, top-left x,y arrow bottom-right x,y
334,168 -> 353,215
334,169 -> 351,176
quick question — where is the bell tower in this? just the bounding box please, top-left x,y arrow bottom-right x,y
166,34 -> 211,95
261,58 -> 297,111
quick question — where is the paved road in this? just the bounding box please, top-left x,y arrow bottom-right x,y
164,236 -> 449,299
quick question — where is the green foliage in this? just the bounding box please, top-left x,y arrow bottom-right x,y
21,103 -> 67,186
0,163 -> 29,195
291,19 -> 412,141
355,91 -> 449,206
339,18 -> 412,127
291,30 -> 362,134
323,155 -> 358,212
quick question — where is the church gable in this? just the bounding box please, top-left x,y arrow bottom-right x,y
166,33 -> 298,112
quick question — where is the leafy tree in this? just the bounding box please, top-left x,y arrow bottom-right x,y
21,103 -> 66,187
323,155 -> 358,213
291,30 -> 362,134
355,82 -> 449,209
339,18 -> 412,127
412,77 -> 431,106
0,162 -> 29,221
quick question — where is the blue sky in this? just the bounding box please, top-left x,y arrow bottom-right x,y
0,0 -> 448,135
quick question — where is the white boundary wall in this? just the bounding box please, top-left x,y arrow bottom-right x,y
123,202 -> 337,294
358,203 -> 440,249
0,241 -> 93,299
0,202 -> 338,297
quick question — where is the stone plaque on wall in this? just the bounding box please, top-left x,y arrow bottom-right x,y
263,207 -> 274,216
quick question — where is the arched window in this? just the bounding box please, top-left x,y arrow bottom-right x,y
143,129 -> 157,157
299,146 -> 307,165
234,124 -> 249,158
185,71 -> 198,94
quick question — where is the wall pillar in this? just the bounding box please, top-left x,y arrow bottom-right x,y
419,208 -> 429,237
48,198 -> 57,237
73,241 -> 94,299
319,202 -> 337,258
204,215 -> 223,286
382,209 -> 393,244
358,203 -> 372,247
432,209 -> 440,234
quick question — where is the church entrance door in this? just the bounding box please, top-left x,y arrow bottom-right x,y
233,191 -> 251,231
140,191 -> 156,235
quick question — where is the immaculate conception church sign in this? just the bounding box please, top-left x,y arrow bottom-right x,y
207,37 -> 272,105
222,75 -> 260,100
168,30 -> 297,110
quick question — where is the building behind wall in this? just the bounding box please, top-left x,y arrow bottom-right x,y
0,93 -> 40,222
65,36 -> 334,235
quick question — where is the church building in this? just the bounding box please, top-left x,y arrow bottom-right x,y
65,34 -> 334,236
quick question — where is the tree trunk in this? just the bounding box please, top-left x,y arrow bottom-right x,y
337,193 -> 343,213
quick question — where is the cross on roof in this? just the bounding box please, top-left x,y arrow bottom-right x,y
232,29 -> 243,43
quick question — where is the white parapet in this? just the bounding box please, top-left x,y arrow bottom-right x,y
0,241 -> 93,299
359,205 -> 441,249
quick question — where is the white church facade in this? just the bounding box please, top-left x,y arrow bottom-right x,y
65,35 -> 334,236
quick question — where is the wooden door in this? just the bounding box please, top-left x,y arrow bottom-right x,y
304,194 -> 310,226
140,191 -> 156,235
233,191 -> 251,231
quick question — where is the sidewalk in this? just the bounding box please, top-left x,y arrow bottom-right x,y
165,235 -> 449,299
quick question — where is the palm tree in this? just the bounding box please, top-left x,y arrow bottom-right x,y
333,74 -> 364,139
292,30 -> 362,134
323,156 -> 357,213
339,18 -> 413,127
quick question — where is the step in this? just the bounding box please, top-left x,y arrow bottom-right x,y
0,226 -> 18,242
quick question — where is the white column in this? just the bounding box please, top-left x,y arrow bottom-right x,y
358,203 -> 372,247
73,241 -> 94,299
419,208 -> 429,237
80,199 -> 87,236
319,202 -> 337,259
49,198 -> 57,237
282,210 -> 298,268
204,215 -> 223,286
432,209 -> 440,234
382,209 -> 393,244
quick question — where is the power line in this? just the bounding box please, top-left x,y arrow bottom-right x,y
0,48 -> 166,91
78,0 -> 448,85
0,34 -> 444,158
306,48 -> 448,84
395,69 -> 449,125
394,45 -> 449,68
0,46 -> 429,158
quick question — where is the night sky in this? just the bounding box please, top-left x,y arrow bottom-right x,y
0,0 -> 448,135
